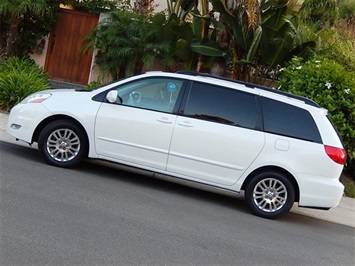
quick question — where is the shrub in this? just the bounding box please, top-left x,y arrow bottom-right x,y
278,57 -> 355,176
85,81 -> 102,90
316,27 -> 355,72
299,0 -> 339,27
338,0 -> 355,20
0,0 -> 61,58
0,57 -> 50,111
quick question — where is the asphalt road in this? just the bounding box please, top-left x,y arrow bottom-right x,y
1,141 -> 355,266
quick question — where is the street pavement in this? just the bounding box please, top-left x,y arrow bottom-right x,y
1,111 -> 354,227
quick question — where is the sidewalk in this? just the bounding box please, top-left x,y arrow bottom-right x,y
1,111 -> 355,227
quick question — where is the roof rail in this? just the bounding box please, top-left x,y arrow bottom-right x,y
176,71 -> 319,108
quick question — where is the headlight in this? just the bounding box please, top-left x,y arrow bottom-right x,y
21,93 -> 52,104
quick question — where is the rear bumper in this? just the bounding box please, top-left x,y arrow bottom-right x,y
297,173 -> 344,209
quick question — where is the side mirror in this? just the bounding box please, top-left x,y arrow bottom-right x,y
106,90 -> 122,104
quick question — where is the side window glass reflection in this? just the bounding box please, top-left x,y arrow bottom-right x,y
115,78 -> 183,113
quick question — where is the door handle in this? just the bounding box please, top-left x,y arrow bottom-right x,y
157,117 -> 173,124
177,121 -> 194,127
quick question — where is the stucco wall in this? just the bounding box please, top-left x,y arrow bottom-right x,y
154,0 -> 167,12
29,36 -> 50,68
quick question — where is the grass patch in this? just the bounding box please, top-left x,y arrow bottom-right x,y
341,174 -> 355,198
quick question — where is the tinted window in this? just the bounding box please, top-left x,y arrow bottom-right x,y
183,82 -> 259,129
261,97 -> 322,143
116,78 -> 184,113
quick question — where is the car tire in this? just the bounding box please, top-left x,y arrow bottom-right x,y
38,120 -> 87,167
245,171 -> 295,219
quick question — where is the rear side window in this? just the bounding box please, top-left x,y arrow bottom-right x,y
183,82 -> 259,129
261,97 -> 322,143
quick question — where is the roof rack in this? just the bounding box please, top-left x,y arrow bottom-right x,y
176,71 -> 319,108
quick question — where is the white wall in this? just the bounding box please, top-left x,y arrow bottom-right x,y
153,0 -> 168,12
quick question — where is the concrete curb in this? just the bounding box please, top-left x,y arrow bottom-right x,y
1,112 -> 355,227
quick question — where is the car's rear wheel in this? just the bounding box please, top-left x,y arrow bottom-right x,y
38,120 -> 87,167
245,171 -> 295,219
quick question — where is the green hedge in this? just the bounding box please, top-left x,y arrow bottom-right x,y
316,28 -> 355,72
279,57 -> 355,175
339,0 -> 355,20
0,58 -> 50,111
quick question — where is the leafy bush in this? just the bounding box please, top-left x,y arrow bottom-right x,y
71,0 -> 120,15
85,81 -> 102,90
0,0 -> 62,58
338,0 -> 355,20
299,0 -> 339,26
340,172 -> 355,198
0,57 -> 50,111
316,27 -> 355,71
278,57 -> 355,172
86,9 -> 171,80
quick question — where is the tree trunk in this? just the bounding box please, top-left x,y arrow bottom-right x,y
211,18 -> 229,77
210,58 -> 226,77
5,14 -> 21,58
134,57 -> 144,75
118,64 -> 127,79
196,54 -> 204,72
0,19 -> 4,57
196,0 -> 210,73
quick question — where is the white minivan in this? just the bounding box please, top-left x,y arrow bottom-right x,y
7,71 -> 347,219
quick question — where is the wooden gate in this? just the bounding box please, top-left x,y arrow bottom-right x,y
45,9 -> 99,85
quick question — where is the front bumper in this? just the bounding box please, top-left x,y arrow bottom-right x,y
6,103 -> 52,144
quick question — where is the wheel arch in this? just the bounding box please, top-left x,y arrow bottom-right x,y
241,166 -> 300,202
32,115 -> 90,156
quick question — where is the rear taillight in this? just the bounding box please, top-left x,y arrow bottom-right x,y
325,145 -> 347,165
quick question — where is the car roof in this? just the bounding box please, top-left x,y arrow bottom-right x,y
173,71 -> 319,108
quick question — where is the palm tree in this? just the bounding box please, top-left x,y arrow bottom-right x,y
209,0 -> 317,83
86,9 -> 171,79
0,0 -> 48,58
210,0 -> 261,80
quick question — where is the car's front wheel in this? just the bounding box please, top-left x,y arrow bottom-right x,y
245,171 -> 295,219
38,120 -> 87,167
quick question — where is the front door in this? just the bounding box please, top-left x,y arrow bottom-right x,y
95,77 -> 185,170
45,9 -> 98,85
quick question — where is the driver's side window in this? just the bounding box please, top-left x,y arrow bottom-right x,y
116,78 -> 184,113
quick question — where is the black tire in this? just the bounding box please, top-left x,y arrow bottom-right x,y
245,171 -> 295,219
38,120 -> 87,167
